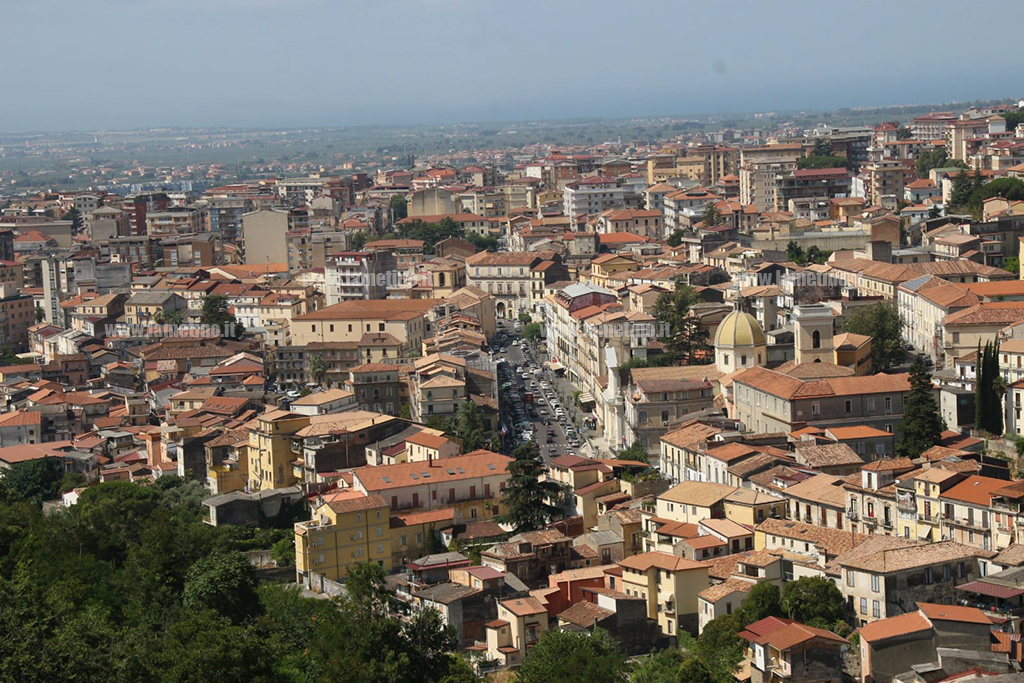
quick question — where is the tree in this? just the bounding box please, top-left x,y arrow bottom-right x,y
454,400 -> 485,453
693,613 -> 743,682
618,440 -> 648,464
34,305 -> 45,323
843,302 -> 905,370
466,232 -> 499,251
61,206 -> 84,233
200,294 -> 240,336
522,322 -> 542,341
0,348 -> 22,365
811,138 -> 832,157
928,206 -> 942,220
896,126 -> 913,140
915,148 -> 966,179
975,339 -> 1004,435
350,230 -> 369,251
666,228 -> 686,247
781,576 -> 846,629
1004,256 -> 1019,275
516,628 -> 628,683
309,354 -> 327,387
343,561 -> 408,617
786,241 -> 805,265
651,282 -> 712,365
701,203 -> 722,228
736,581 -> 783,628
0,458 -> 65,505
389,195 -> 408,223
495,442 -> 564,532
948,170 -> 986,213
897,356 -> 943,459
675,657 -> 715,683
182,551 -> 262,624
630,647 -> 689,683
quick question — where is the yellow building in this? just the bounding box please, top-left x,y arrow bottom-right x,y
619,552 -> 710,636
295,489 -> 392,592
912,468 -> 964,541
722,489 -> 787,527
483,596 -> 550,668
834,332 -> 873,375
587,253 -> 641,290
248,409 -> 311,491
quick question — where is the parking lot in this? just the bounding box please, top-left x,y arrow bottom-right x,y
494,320 -> 582,462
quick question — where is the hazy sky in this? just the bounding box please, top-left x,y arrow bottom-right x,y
2,0 -> 1019,131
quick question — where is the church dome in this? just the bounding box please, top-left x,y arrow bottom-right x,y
714,310 -> 766,348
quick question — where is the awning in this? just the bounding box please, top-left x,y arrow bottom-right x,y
548,361 -> 565,372
578,391 -> 595,405
956,580 -> 1024,599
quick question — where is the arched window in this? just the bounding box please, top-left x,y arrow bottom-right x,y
812,330 -> 821,349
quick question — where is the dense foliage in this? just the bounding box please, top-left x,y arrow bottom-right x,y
516,628 -> 629,683
897,356 -> 943,459
651,282 -> 712,365
975,339 -> 1005,436
843,302 -> 905,370
496,442 -> 564,532
0,478 -> 470,683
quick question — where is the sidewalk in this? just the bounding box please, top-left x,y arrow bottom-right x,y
531,337 -> 609,459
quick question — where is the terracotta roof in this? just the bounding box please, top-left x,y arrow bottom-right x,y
699,577 -> 754,603
295,298 -> 440,321
659,481 -> 737,507
837,536 -> 990,574
755,518 -> 856,558
795,444 -> 863,468
941,475 -> 1010,506
757,622 -> 848,651
354,450 -> 511,492
619,552 -> 707,573
858,611 -> 932,643
557,601 -> 615,628
916,602 -> 991,625
318,489 -> 388,515
732,366 -> 910,400
500,596 -> 546,617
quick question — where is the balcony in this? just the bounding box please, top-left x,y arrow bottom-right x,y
945,516 -> 989,532
847,509 -> 859,521
862,515 -> 878,527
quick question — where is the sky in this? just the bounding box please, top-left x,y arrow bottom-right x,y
1,0 -> 1020,131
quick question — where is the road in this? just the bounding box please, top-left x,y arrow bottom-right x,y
494,320 -> 578,463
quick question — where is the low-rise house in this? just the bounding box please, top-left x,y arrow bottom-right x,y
739,616 -> 848,683
481,596 -> 549,668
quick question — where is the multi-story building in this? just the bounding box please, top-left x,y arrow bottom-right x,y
205,195 -> 248,242
562,176 -> 629,217
618,551 -> 709,635
624,367 -> 716,457
350,449 -> 512,524
290,298 -> 440,353
247,409 -> 311,491
145,206 -> 205,236
466,251 -> 567,320
774,167 -> 852,212
732,366 -> 911,436
324,251 -> 399,304
739,145 -> 802,211
911,112 -> 957,141
294,489 -> 391,591
836,535 -> 991,626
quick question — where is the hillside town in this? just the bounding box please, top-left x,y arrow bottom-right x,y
5,98 -> 1024,683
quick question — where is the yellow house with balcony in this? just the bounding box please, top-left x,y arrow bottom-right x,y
912,467 -> 965,541
619,551 -> 709,636
295,489 -> 392,592
248,409 -> 310,492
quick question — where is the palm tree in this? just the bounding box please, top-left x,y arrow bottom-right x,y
309,354 -> 326,387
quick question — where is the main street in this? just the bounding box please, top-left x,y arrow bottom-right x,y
494,320 -> 580,463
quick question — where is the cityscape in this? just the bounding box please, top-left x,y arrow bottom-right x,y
4,3 -> 1024,683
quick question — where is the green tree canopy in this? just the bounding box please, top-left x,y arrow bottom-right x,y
496,442 -> 564,532
182,551 -> 262,624
200,294 -> 241,337
736,581 -> 783,628
0,458 -> 65,505
652,282 -> 712,365
781,576 -> 846,629
666,228 -> 686,247
897,356 -> 943,459
843,302 -> 905,370
618,440 -> 649,464
516,628 -> 629,683
389,194 -> 408,223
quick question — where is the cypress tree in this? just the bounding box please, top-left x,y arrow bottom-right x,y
898,356 -> 943,458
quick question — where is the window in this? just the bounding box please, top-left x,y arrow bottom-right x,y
871,575 -> 879,593
926,567 -> 934,584
845,400 -> 852,413
812,330 -> 821,348
867,397 -> 875,411
860,597 -> 867,615
872,600 -> 880,618
847,571 -> 855,588
375,526 -> 383,537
